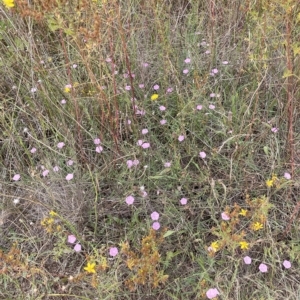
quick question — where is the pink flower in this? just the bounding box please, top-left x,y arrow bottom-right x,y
139,84 -> 145,89
96,146 -> 103,153
153,84 -> 160,90
283,260 -> 291,269
271,127 -> 278,133
74,243 -> 81,252
105,57 -> 112,62
68,235 -> 76,244
133,159 -> 140,166
212,68 -> 218,74
196,105 -> 203,110
94,138 -> 101,145
125,85 -> 131,91
184,58 -> 191,63
126,195 -> 134,205
178,135 -> 185,142
142,62 -> 149,67
72,64 -> 78,68
209,104 -> 215,110
142,142 -> 150,149
127,160 -> 133,168
221,212 -> 230,221
66,173 -> 73,181
57,142 -> 65,149
259,263 -> 268,273
13,174 -> 21,181
205,50 -> 211,54
30,147 -> 37,153
210,93 -> 216,97
166,87 -> 173,93
180,198 -> 187,205
61,99 -> 66,104
159,105 -> 166,111
206,288 -> 220,299
243,256 -> 252,265
42,170 -> 49,177
160,119 -> 167,125
109,247 -> 119,257
142,128 -> 148,135
284,172 -> 291,180
183,69 -> 189,74
53,166 -> 59,172
199,151 -> 206,159
136,109 -> 146,116
137,140 -> 144,146
151,211 -> 159,221
222,61 -> 229,64
127,119 -> 131,124
152,222 -> 160,230
67,160 -> 74,166
164,162 -> 171,168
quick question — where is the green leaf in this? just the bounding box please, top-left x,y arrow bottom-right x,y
47,18 -> 61,32
163,230 -> 176,238
282,69 -> 293,78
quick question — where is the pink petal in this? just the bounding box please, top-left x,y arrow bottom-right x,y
151,211 -> 159,221
243,256 -> 252,265
96,146 -> 103,153
142,142 -> 150,149
259,263 -> 268,273
57,142 -> 65,149
94,138 -> 101,145
66,173 -> 74,181
283,260 -> 291,269
125,195 -> 134,205
178,135 -> 185,142
109,247 -> 119,257
68,235 -> 76,244
152,222 -> 160,230
199,151 -> 206,158
42,170 -> 49,177
206,288 -> 220,299
13,174 -> 21,181
74,243 -> 81,252
221,212 -> 230,221
127,160 -> 133,168
180,198 -> 187,205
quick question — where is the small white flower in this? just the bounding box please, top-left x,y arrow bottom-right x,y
13,198 -> 20,204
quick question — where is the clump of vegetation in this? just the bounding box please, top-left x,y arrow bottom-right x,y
1,0 -> 300,299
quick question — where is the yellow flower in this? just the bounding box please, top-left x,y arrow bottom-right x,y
64,87 -> 71,93
3,0 -> 14,8
252,222 -> 263,231
239,241 -> 249,250
49,210 -> 57,217
266,179 -> 273,188
151,94 -> 159,101
209,241 -> 219,252
84,262 -> 96,274
239,209 -> 248,216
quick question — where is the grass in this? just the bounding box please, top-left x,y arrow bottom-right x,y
1,0 -> 300,299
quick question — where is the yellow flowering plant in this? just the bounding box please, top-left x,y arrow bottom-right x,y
3,0 -> 14,9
